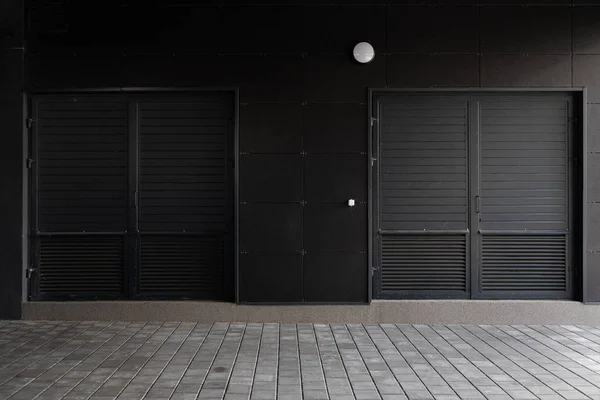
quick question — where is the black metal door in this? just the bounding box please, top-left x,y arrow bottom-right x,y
29,92 -> 234,301
474,94 -> 573,299
373,94 -> 471,299
373,92 -> 574,300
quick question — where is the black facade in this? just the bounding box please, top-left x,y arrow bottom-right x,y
2,0 -> 600,318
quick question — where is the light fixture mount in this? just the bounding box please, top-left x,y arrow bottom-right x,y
353,42 -> 375,64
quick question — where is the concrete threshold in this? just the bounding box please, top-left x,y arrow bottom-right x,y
21,300 -> 600,324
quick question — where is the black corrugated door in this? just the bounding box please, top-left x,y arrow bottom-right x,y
31,97 -> 128,299
136,95 -> 233,299
375,95 -> 470,298
475,94 -> 573,299
30,93 -> 234,301
374,92 -> 574,300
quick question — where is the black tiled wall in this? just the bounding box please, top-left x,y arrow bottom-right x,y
15,0 -> 600,304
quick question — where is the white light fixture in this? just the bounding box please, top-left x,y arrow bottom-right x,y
353,42 -> 375,64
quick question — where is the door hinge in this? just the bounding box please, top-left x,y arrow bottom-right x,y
26,118 -> 36,128
26,158 -> 35,169
476,195 -> 481,214
26,267 -> 36,279
370,117 -> 378,127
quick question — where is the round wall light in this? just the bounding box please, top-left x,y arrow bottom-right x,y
353,42 -> 375,64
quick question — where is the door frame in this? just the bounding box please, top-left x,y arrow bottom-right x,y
368,88 -> 586,302
27,87 -> 240,302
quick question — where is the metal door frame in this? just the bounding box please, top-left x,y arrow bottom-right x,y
369,88 -> 586,302
27,87 -> 240,302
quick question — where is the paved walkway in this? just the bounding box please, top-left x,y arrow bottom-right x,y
0,322 -> 599,400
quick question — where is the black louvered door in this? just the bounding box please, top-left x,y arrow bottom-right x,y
374,92 -> 574,300
375,95 -> 471,299
30,93 -> 233,301
474,94 -> 573,299
136,96 -> 233,299
31,97 -> 128,299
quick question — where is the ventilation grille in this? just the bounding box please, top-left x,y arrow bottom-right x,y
138,99 -> 228,232
37,101 -> 128,232
39,236 -> 125,295
140,235 -> 224,298
381,235 -> 467,292
481,235 -> 567,292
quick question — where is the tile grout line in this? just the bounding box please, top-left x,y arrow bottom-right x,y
0,322 -> 80,372
166,324 -> 212,400
441,324 -> 547,400
31,322 -> 133,400
477,325 -> 595,397
344,324 -> 385,400
505,325 -> 600,388
191,322 -> 229,400
6,321 -> 120,399
361,324 -> 408,399
215,322 -> 247,399
94,322 -> 183,400
0,321 -> 95,388
138,322 -> 199,399
195,322 -> 239,399
56,321 -> 155,400
325,324 -> 357,400
525,325 -> 600,365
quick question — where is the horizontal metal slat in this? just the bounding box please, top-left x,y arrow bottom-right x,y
140,235 -> 224,298
381,234 -> 467,293
39,235 -> 124,296
481,234 -> 567,293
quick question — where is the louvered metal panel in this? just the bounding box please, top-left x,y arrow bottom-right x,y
478,96 -> 571,298
380,97 -> 469,231
37,101 -> 128,232
481,235 -> 567,292
31,93 -> 234,301
381,235 -> 467,292
137,96 -> 232,299
138,99 -> 229,232
139,235 -> 224,298
39,236 -> 124,296
480,100 -> 568,231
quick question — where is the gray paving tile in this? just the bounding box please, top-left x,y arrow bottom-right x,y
0,322 -> 599,400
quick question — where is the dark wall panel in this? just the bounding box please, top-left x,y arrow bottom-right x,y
387,55 -> 480,88
481,55 -> 571,87
240,254 -> 302,303
28,54 -> 123,89
586,253 -> 600,303
574,55 -> 600,103
305,56 -> 385,103
304,253 -> 367,303
239,203 -> 302,253
304,203 -> 367,252
222,6 -> 303,54
387,6 -> 479,54
304,104 -> 366,154
305,155 -> 367,202
0,0 -> 23,319
304,6 -> 385,54
481,6 -> 571,54
240,155 -> 303,202
240,104 -> 303,154
226,55 -> 304,103
573,7 -> 600,54
588,104 -> 600,152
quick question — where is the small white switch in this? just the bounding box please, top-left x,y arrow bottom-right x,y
348,199 -> 355,207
